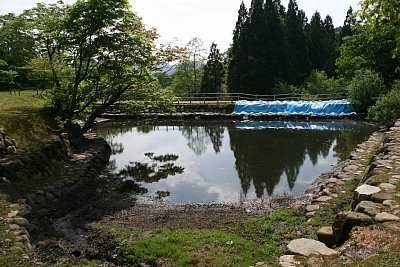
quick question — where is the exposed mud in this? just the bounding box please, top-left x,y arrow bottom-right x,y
30,168 -> 310,265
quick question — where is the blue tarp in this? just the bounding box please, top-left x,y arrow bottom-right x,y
234,121 -> 354,131
233,100 -> 355,116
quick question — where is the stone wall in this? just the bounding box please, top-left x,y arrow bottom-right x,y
2,134 -> 111,253
0,128 -> 18,156
0,136 -> 69,182
280,121 -> 400,266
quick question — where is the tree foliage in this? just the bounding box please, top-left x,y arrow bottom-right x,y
227,0 -> 341,94
200,43 -> 225,94
368,80 -> 400,125
27,0 -> 158,133
347,69 -> 386,114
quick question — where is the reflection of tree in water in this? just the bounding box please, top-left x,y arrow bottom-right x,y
334,123 -> 376,160
229,122 -> 375,197
118,153 -> 184,193
179,124 -> 225,155
205,126 -> 224,153
180,126 -> 209,155
229,128 -> 341,197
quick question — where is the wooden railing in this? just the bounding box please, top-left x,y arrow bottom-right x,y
173,92 -> 348,104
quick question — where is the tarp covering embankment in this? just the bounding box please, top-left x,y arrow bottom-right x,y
233,100 -> 355,116
234,121 -> 354,131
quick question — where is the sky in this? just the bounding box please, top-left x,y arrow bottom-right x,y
0,0 -> 360,52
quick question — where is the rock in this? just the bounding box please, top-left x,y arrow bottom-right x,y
279,255 -> 302,267
355,201 -> 383,216
371,192 -> 393,203
306,212 -> 316,218
332,212 -> 373,245
287,238 -> 339,256
10,217 -> 31,230
375,212 -> 400,222
389,179 -> 399,185
378,183 -> 397,191
17,208 -> 31,217
7,146 -> 16,154
343,165 -> 358,172
327,178 -> 339,184
306,205 -> 320,212
317,227 -> 335,248
313,196 -> 332,203
383,200 -> 398,209
352,185 -> 381,209
252,262 -> 270,267
9,224 -> 20,231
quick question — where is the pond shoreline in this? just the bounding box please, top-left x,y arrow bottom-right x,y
3,118 -> 396,266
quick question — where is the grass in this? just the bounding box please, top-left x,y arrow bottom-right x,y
0,90 -> 55,266
307,179 -> 358,229
0,90 -> 57,150
110,210 -> 307,267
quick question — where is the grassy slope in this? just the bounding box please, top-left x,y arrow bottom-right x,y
0,90 -> 56,266
0,90 -> 57,150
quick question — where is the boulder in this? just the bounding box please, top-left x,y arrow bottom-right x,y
378,183 -> 396,191
375,212 -> 400,222
351,185 -> 381,209
317,227 -> 335,248
354,201 -> 383,216
313,196 -> 332,203
306,205 -> 320,212
279,255 -> 302,267
332,211 -> 373,245
371,192 -> 393,203
287,238 -> 339,256
10,217 -> 31,230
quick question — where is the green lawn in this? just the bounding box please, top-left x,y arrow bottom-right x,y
0,90 -> 57,150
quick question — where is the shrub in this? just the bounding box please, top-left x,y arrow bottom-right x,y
368,80 -> 400,126
347,69 -> 386,114
301,70 -> 345,96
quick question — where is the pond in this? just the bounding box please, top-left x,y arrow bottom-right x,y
95,120 -> 375,204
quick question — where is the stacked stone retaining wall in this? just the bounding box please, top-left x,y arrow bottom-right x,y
1,134 -> 111,254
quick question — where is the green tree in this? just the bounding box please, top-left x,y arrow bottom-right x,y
339,6 -> 354,43
347,69 -> 386,114
201,43 -> 225,94
284,0 -> 310,85
0,59 -> 17,88
0,13 -> 36,88
185,37 -> 206,95
336,1 -> 399,82
29,0 -> 156,133
368,80 -> 400,126
358,0 -> 400,59
227,1 -> 248,93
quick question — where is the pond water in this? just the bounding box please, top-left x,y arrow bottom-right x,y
95,120 -> 375,204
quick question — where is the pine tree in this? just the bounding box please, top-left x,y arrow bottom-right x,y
340,7 -> 354,43
307,12 -> 326,71
201,42 -> 225,94
227,1 -> 248,93
284,0 -> 310,85
322,15 -> 338,77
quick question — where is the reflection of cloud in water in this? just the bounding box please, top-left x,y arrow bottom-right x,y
96,121 -> 375,203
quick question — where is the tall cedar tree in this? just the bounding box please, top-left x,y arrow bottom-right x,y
284,0 -> 310,85
340,7 -> 354,43
322,15 -> 338,77
237,0 -> 286,94
201,42 -> 225,93
227,1 -> 247,93
307,12 -> 338,77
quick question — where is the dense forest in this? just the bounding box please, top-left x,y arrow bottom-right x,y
0,0 -> 399,126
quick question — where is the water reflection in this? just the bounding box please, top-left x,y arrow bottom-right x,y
95,120 -> 375,203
